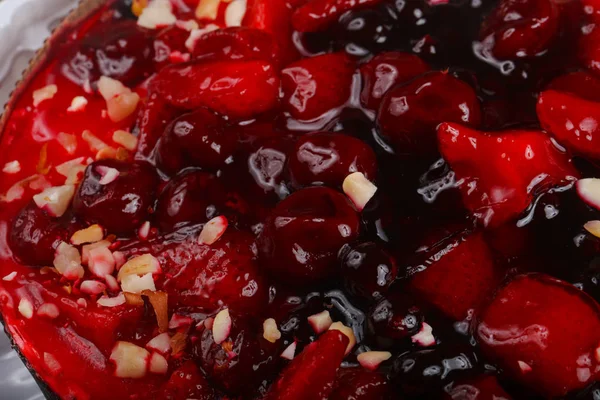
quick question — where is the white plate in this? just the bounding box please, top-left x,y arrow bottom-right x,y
0,1 -> 77,398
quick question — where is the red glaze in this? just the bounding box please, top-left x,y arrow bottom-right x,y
377,71 -> 482,158
292,0 -> 385,32
330,368 -> 393,400
545,71 -> 600,102
537,90 -> 600,159
479,0 -> 559,59
263,330 -> 349,400
160,361 -> 216,400
437,122 -> 578,228
151,59 -> 280,118
153,25 -> 190,70
359,51 -> 430,111
476,274 -> 600,397
281,52 -> 356,121
444,375 -> 512,400
289,131 -> 378,189
73,160 -> 159,234
369,292 -> 424,340
579,25 -> 600,77
257,187 -> 360,285
409,230 -> 499,321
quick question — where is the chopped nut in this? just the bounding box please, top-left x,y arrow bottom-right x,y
357,351 -> 392,371
36,144 -> 51,175
149,353 -> 168,374
518,360 -> 532,373
122,273 -> 156,293
67,96 -> 88,113
97,293 -> 126,307
280,341 -> 297,360
80,280 -> 107,295
33,84 -> 58,107
584,220 -> 600,238
577,178 -> 600,211
96,146 -> 119,161
137,0 -> 176,29
82,130 -> 108,152
18,298 -> 34,319
54,242 -> 85,280
118,254 -> 161,281
88,246 -> 116,278
37,303 -> 60,319
169,314 -> 193,330
56,157 -> 86,177
198,216 -> 228,245
82,240 -> 111,264
56,132 -> 78,155
411,322 -> 436,347
112,130 -> 138,152
138,221 -> 151,240
96,166 -> 120,185
97,76 -> 140,122
32,185 -> 75,217
213,308 -> 232,345
2,271 -> 17,281
71,224 -> 104,245
146,332 -> 171,354
3,161 -> 20,174
328,322 -> 356,355
225,0 -> 247,27
263,318 -> 281,343
196,0 -> 221,20
110,341 -> 150,378
343,172 -> 378,211
308,310 -> 333,334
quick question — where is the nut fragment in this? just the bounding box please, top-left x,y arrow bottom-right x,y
137,0 -> 176,29
584,221 -> 600,238
198,216 -> 228,245
71,224 -> 104,245
146,333 -> 171,354
18,298 -> 34,319
56,132 -> 78,155
97,293 -> 126,307
82,240 -> 111,264
80,280 -> 107,295
33,84 -> 57,107
54,242 -> 85,280
88,246 -> 116,278
118,254 -> 161,281
280,341 -> 297,360
33,185 -> 76,217
149,352 -> 168,374
3,161 -> 20,174
518,360 -> 532,373
110,341 -> 150,378
343,172 -> 377,211
82,130 -> 108,152
411,322 -> 435,347
308,310 -> 333,334
96,166 -> 120,185
2,271 -> 17,281
67,96 -> 88,112
328,322 -> 356,355
225,0 -> 247,27
112,130 -> 138,152
357,351 -> 392,371
37,303 -> 60,319
122,273 -> 156,293
263,318 -> 281,343
97,77 -> 141,123
196,0 -> 221,20
577,178 -> 600,211
213,308 -> 232,345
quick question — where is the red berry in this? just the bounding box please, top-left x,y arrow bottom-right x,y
579,25 -> 600,77
476,274 -> 600,397
160,361 -> 215,400
544,71 -> 600,102
330,367 -> 393,400
360,52 -> 430,110
443,375 -> 512,400
537,90 -> 600,159
264,330 -> 349,400
151,59 -> 280,119
292,0 -> 385,32
377,72 -> 481,158
281,52 -> 356,121
135,92 -> 182,159
154,170 -> 229,232
192,27 -> 280,66
369,292 -> 424,341
9,202 -> 82,266
153,25 -> 190,70
73,160 -> 159,234
479,0 -> 559,59
289,132 -> 377,189
258,187 -> 360,286
437,122 -> 578,228
408,230 -> 499,321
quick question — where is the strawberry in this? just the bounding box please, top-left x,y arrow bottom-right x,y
437,122 -> 578,228
244,0 -> 300,66
192,27 -> 281,66
151,59 -> 280,119
281,52 -> 356,121
264,330 -> 349,400
443,375 -> 511,400
537,90 -> 600,159
359,51 -> 430,111
476,273 -> 600,397
408,229 -> 499,321
377,71 -> 481,158
479,0 -> 559,59
292,0 -> 385,33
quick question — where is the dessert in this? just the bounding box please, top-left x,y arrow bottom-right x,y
0,0 -> 599,398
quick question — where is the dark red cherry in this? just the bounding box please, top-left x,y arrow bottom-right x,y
9,202 -> 82,266
156,108 -> 238,174
544,71 -> 600,102
334,7 -> 396,57
479,0 -> 559,59
377,71 -> 481,158
72,160 -> 159,234
192,312 -> 280,397
153,25 -> 190,70
359,51 -> 430,111
369,292 -> 424,341
339,241 -> 398,303
258,187 -> 360,286
60,19 -> 154,86
154,170 -> 229,232
289,132 -> 377,189
443,375 -> 512,400
330,367 -> 394,400
160,361 -> 216,400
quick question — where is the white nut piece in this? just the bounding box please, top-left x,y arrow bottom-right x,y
67,96 -> 88,112
97,293 -> 126,308
198,216 -> 228,245
3,161 -> 20,174
225,0 -> 247,27
54,242 -> 85,280
213,308 -> 232,345
263,318 -> 281,343
32,84 -> 57,107
18,298 -> 34,319
577,178 -> 600,211
146,332 -> 171,354
113,130 -> 139,152
411,322 -> 436,347
357,351 -> 392,371
97,76 -> 141,123
308,310 -> 333,334
149,352 -> 168,374
110,341 -> 150,378
118,254 -> 161,281
196,0 -> 221,20
137,0 -> 176,29
33,185 -> 76,217
280,341 -> 297,360
121,273 -> 156,294
343,172 -> 377,211
584,220 -> 600,239
37,303 -> 60,319
71,224 -> 104,245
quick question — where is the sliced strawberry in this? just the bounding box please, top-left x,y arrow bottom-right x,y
243,0 -> 300,66
408,229 -> 499,321
479,0 -> 559,59
330,367 -> 393,400
281,52 -> 355,121
192,27 -> 280,66
437,123 -> 578,228
292,0 -> 385,33
476,273 -> 600,397
359,51 -> 430,111
160,361 -> 215,400
151,59 -> 280,119
443,375 -> 512,400
264,330 -> 349,400
537,90 -> 600,159
377,71 -> 481,158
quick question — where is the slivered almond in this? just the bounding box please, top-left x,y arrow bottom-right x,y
82,130 -> 108,152
71,224 -> 104,245
196,0 -> 221,20
308,310 -> 333,334
112,130 -> 138,151
213,309 -> 232,345
198,216 -> 228,245
343,172 -> 378,211
18,299 -> 34,319
97,293 -> 126,307
57,132 -> 78,155
33,84 -> 57,107
357,351 -> 392,371
82,240 -> 111,264
3,161 -> 20,174
263,318 -> 281,343
118,254 -> 161,281
67,96 -> 88,112
121,273 -> 156,293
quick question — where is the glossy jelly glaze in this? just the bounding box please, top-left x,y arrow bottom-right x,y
0,0 -> 600,398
